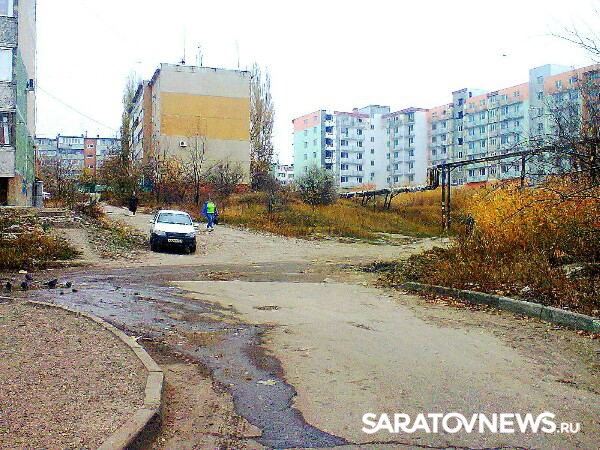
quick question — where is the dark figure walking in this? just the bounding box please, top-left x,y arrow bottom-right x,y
128,193 -> 139,216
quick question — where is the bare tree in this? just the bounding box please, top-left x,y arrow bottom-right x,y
250,63 -> 275,190
208,159 -> 244,211
38,157 -> 75,199
185,123 -> 208,205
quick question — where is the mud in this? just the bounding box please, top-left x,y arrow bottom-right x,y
28,267 -> 348,448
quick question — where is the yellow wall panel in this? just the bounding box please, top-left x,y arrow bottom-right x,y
160,93 -> 250,140
162,116 -> 250,140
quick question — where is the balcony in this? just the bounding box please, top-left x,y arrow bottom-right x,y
0,148 -> 15,177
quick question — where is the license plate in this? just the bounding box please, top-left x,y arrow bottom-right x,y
167,238 -> 182,243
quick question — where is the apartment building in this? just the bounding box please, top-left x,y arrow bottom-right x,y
130,64 -> 251,182
275,163 -> 294,185
293,105 -> 430,190
36,135 -> 120,178
293,63 -> 599,190
383,108 -> 428,187
0,0 -> 36,205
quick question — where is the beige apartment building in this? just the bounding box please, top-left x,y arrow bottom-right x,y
130,64 -> 251,183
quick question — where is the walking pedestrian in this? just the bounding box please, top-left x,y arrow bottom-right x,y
128,192 -> 139,216
202,197 -> 218,231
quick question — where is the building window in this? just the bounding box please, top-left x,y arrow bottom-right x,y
303,142 -> 307,148
0,0 -> 13,17
370,161 -> 375,166
303,154 -> 307,160
341,151 -> 349,158
479,168 -> 486,176
481,140 -> 486,148
313,139 -> 317,146
357,153 -> 363,159
0,49 -> 12,81
357,165 -> 363,171
0,113 -> 12,145
370,149 -> 375,154
313,152 -> 317,158
341,140 -> 348,146
537,92 -> 544,100
341,176 -> 348,182
468,169 -> 475,177
341,164 -> 348,170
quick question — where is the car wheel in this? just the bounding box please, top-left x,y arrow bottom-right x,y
190,245 -> 196,254
150,241 -> 158,252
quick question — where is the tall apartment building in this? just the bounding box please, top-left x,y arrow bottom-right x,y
293,105 -> 427,189
293,63 -> 599,190
130,64 -> 251,182
0,0 -> 36,205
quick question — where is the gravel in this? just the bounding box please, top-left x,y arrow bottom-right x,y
0,301 -> 147,449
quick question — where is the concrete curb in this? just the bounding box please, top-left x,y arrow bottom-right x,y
26,301 -> 163,450
400,282 -> 600,333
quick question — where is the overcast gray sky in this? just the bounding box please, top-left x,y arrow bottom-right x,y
36,0 -> 597,163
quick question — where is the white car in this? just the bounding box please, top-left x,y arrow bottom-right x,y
149,210 -> 197,253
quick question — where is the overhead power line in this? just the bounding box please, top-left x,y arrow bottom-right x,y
37,86 -> 119,133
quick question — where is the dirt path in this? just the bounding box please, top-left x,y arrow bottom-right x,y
101,204 -> 446,268
38,204 -> 600,449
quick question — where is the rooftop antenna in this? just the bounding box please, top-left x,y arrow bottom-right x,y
197,44 -> 203,67
235,40 -> 240,69
180,28 -> 186,65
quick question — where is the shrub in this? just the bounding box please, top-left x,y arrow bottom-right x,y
295,165 -> 337,208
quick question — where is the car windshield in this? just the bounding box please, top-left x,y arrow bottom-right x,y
157,213 -> 192,225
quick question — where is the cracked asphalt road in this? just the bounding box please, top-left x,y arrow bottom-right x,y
31,205 -> 600,449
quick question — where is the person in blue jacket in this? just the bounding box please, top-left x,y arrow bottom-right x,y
202,197 -> 218,231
